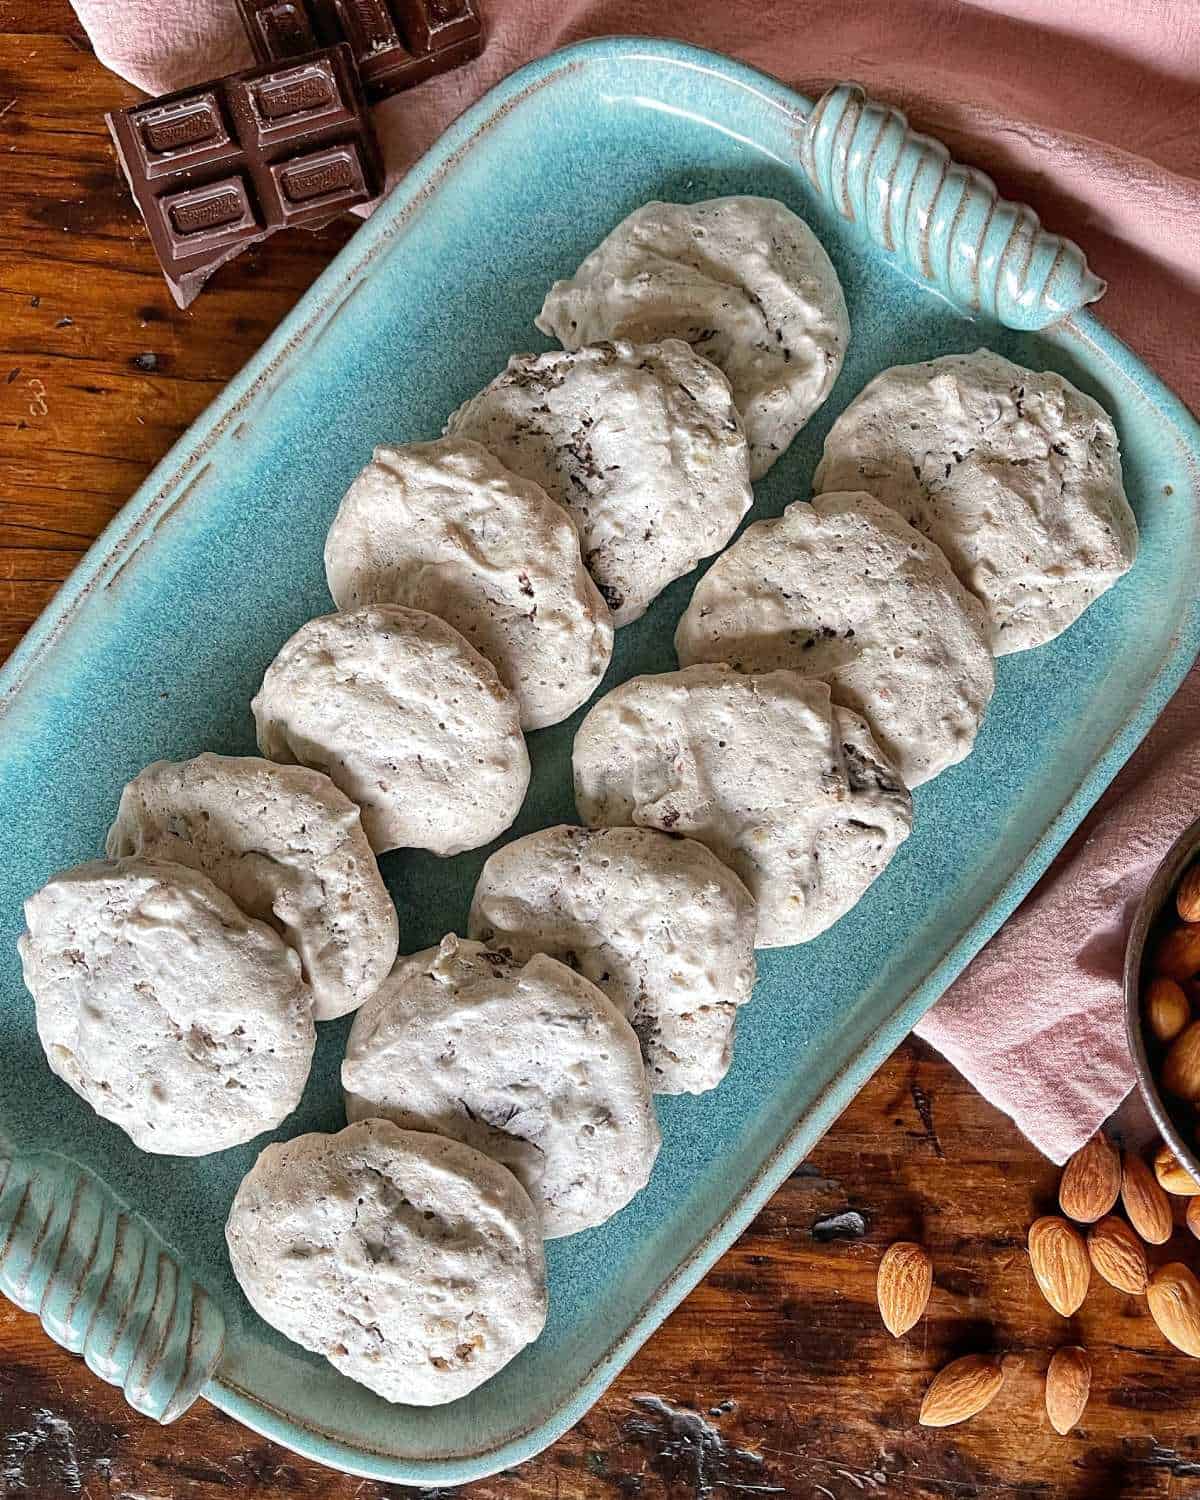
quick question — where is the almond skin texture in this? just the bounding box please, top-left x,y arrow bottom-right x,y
1146,977 -> 1191,1044
876,1241 -> 933,1338
1028,1216 -> 1090,1316
1186,1196 -> 1200,1239
1155,1141 -> 1200,1196
1122,1151 -> 1174,1244
1147,1262 -> 1200,1356
1156,924 -> 1200,982
1087,1215 -> 1149,1294
1163,1020 -> 1200,1100
1045,1346 -> 1091,1435
919,1354 -> 1004,1427
1178,865 -> 1200,923
1059,1133 -> 1121,1223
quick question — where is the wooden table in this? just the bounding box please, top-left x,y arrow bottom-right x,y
4,7 -> 1200,1496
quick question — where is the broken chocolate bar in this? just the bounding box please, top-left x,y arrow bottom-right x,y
238,0 -> 483,100
107,45 -> 382,308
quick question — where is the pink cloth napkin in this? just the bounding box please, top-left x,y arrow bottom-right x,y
72,0 -> 1200,1162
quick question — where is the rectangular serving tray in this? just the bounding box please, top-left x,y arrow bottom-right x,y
2,37 -> 1199,1485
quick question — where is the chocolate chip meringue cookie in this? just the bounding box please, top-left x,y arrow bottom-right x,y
252,606 -> 529,856
572,664 -> 912,948
19,857 -> 314,1155
469,824 -> 757,1094
342,935 -> 661,1237
324,437 -> 613,730
107,753 -> 397,1021
813,349 -> 1138,653
445,339 -> 751,626
675,492 -> 995,787
226,1119 -> 547,1404
536,197 -> 850,478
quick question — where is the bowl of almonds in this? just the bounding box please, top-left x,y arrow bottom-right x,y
1125,817 -> 1200,1185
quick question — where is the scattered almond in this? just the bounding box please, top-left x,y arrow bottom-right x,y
1059,1133 -> 1121,1222
1028,1216 -> 1090,1316
1187,1197 -> 1200,1239
1147,1263 -> 1200,1357
1087,1215 -> 1149,1294
919,1354 -> 1005,1427
1155,923 -> 1200,982
1154,1141 -> 1200,1196
1146,977 -> 1191,1043
876,1241 -> 933,1338
1163,1021 -> 1200,1101
1178,864 -> 1200,923
1045,1345 -> 1091,1435
1121,1151 -> 1174,1244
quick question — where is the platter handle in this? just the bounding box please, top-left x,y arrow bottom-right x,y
799,82 -> 1104,329
0,1148 -> 225,1423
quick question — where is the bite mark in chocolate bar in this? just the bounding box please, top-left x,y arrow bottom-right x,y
237,0 -> 483,99
107,45 -> 382,308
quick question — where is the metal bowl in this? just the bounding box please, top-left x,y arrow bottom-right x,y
1124,816 -> 1200,1179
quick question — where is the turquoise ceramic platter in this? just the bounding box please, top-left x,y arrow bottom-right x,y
2,37 -> 1198,1485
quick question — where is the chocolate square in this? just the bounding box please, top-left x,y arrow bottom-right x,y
270,142 -> 369,218
240,0 -> 321,58
390,0 -> 479,57
128,92 -> 238,179
327,0 -> 400,56
236,56 -> 353,143
158,177 -> 261,257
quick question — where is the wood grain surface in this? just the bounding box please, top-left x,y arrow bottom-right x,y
5,6 -> 1200,1497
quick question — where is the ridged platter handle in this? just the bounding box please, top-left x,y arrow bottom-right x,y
799,82 -> 1105,330
0,1147 -> 225,1423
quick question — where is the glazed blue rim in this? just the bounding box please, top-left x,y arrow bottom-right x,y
2,36 -> 1198,1485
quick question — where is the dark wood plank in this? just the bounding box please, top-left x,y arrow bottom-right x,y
0,26 -> 357,664
0,0 -> 86,37
4,14 -> 1200,1500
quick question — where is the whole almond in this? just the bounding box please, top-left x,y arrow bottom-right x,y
1059,1133 -> 1121,1222
1028,1216 -> 1090,1316
1121,1151 -> 1174,1244
1163,1020 -> 1200,1100
1178,865 -> 1200,923
1147,1262 -> 1200,1356
1156,924 -> 1200,982
876,1241 -> 933,1337
1045,1345 -> 1091,1435
1187,1196 -> 1200,1239
919,1354 -> 1004,1427
1146,977 -> 1191,1043
1087,1215 -> 1149,1294
1154,1141 -> 1200,1196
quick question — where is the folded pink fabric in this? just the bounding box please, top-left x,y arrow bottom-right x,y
72,0 -> 1200,1161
